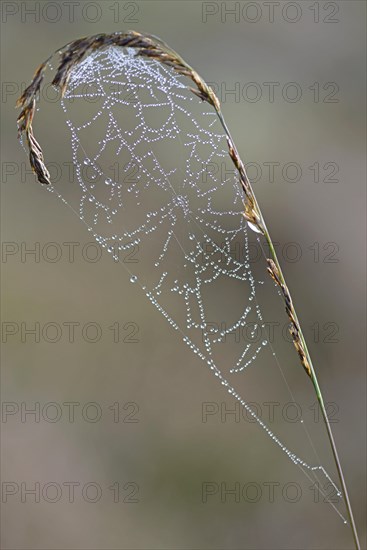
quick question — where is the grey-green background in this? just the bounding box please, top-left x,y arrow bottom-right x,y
1,1 -> 366,549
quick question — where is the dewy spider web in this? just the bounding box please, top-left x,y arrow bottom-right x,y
21,46 -> 345,518
61,47 -> 267,373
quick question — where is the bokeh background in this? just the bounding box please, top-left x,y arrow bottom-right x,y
1,1 -> 366,549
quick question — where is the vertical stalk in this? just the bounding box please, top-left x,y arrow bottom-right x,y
216,112 -> 360,550
264,224 -> 360,550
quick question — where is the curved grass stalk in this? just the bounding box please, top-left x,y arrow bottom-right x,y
16,31 -> 360,550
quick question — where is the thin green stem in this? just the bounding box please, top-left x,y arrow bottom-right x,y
216,112 -> 360,550
263,228 -> 360,550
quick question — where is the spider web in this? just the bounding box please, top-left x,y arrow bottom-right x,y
38,46 -> 344,514
58,46 -> 267,375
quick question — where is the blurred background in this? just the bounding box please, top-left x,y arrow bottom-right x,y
1,1 -> 366,549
